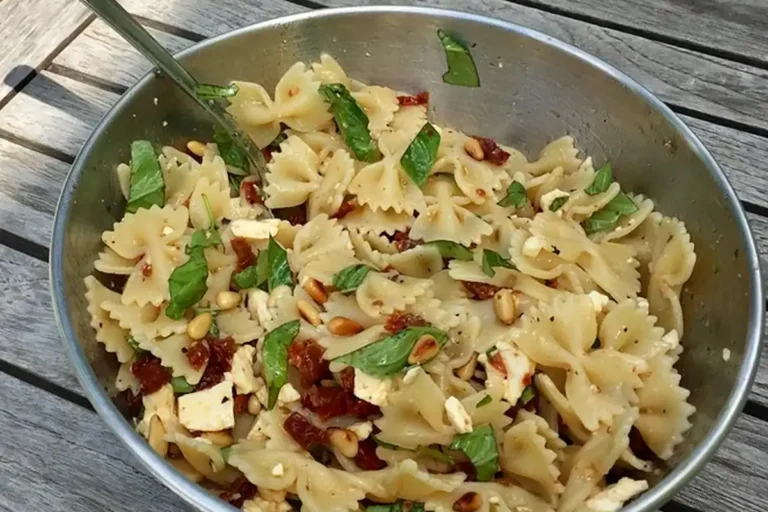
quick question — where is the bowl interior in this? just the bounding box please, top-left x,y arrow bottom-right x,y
53,7 -> 762,512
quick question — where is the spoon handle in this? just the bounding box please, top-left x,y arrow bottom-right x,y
79,0 -> 271,205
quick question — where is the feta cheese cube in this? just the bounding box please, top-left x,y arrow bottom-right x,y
540,188 -> 570,213
354,371 -> 392,407
178,379 -> 235,432
522,236 -> 545,258
588,291 -> 610,313
403,366 -> 423,385
276,383 -> 301,407
254,377 -> 269,407
585,478 -> 649,512
348,421 -> 373,441
230,219 -> 280,240
162,225 -> 174,236
444,396 -> 473,433
636,297 -> 649,314
230,346 -> 259,395
271,463 -> 285,477
248,289 -> 272,322
492,341 -> 535,404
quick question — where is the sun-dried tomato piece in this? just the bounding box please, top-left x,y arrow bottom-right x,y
339,367 -> 356,393
301,385 -> 349,421
284,411 -> 328,450
141,263 -> 152,277
240,179 -> 263,205
489,352 -> 507,376
461,281 -> 501,300
131,353 -> 171,395
385,311 -> 428,333
274,205 -> 307,226
288,339 -> 331,388
196,336 -> 236,390
391,230 -> 423,253
185,340 -> 210,370
233,394 -> 249,415
345,393 -> 381,419
545,279 -> 559,289
354,439 -> 386,470
219,477 -> 257,508
454,459 -> 477,482
397,91 -> 430,106
473,136 -> 510,166
115,389 -> 143,419
231,237 -> 256,272
331,198 -> 358,220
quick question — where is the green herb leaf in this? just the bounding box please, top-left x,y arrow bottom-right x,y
335,326 -> 448,377
229,174 -> 245,196
187,195 -> 222,252
262,320 -> 301,409
437,29 -> 480,87
582,209 -> 621,234
195,82 -> 240,100
126,140 -> 165,213
366,501 -> 425,512
497,181 -> 528,208
585,163 -> 612,196
427,240 -> 474,261
319,83 -> 380,162
416,446 -> 454,464
332,264 -> 374,294
126,335 -> 144,354
604,190 -> 639,216
549,196 -> 568,212
171,376 -> 195,394
165,247 -> 209,319
266,236 -> 292,291
372,436 -> 400,450
233,250 -> 268,290
213,125 -> 248,172
209,318 -> 220,338
220,446 -> 232,463
476,395 -> 493,408
520,385 -> 536,404
482,249 -> 514,277
400,122 -> 441,187
448,424 -> 499,481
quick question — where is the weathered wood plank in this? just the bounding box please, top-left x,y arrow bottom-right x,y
0,372 -> 190,511
513,0 -> 768,67
0,0 -> 91,105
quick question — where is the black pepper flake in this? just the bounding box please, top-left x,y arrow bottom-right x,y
549,316 -> 555,322
552,246 -> 561,255
222,396 -> 230,404
623,327 -> 628,333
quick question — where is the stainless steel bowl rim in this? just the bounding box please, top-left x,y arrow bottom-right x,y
50,6 -> 764,512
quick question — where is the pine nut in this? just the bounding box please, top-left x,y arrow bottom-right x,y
148,416 -> 168,457
407,334 -> 440,365
297,299 -> 322,326
454,353 -> 478,381
453,492 -> 482,512
216,290 -> 242,310
303,278 -> 328,304
200,430 -> 234,447
169,458 -> 204,483
186,140 -> 206,157
463,138 -> 484,161
187,312 -> 212,340
247,394 -> 262,416
328,427 -> 359,458
327,316 -> 364,336
493,289 -> 518,325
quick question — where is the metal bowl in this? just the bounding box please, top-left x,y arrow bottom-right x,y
50,6 -> 764,512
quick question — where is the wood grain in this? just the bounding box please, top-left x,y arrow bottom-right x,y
0,372 -> 190,511
0,0 -> 91,105
514,0 -> 768,67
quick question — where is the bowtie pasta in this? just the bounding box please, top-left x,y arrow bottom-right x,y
86,54 -> 696,512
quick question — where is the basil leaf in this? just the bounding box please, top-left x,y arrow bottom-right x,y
213,125 -> 248,172
437,29 -> 480,87
549,196 -> 568,212
188,228 -> 222,252
126,335 -> 144,354
604,190 -> 639,215
448,424 -> 499,481
332,264 -> 374,294
476,394 -> 492,408
233,250 -> 268,290
195,82 -> 239,100
334,326 -> 448,377
427,240 -> 473,261
209,317 -> 220,338
582,209 -> 621,234
416,446 -> 454,464
400,122 -> 441,187
165,247 -> 209,319
585,163 -> 612,195
319,83 -> 380,162
366,502 -> 425,512
262,320 -> 301,409
482,249 -> 514,277
372,436 -> 400,450
229,174 -> 245,196
266,236 -> 293,291
520,384 -> 535,404
126,140 -> 165,213
171,376 -> 194,394
497,181 -> 528,208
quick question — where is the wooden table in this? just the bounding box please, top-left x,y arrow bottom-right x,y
0,0 -> 766,510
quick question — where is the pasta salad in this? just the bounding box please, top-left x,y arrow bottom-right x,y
86,52 -> 696,512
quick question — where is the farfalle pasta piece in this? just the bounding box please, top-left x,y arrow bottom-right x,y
349,229 -> 392,270
501,420 -> 563,502
310,54 -> 362,90
389,244 -> 445,278
590,193 -> 655,243
264,135 -> 322,209
289,214 -> 358,286
320,324 -> 389,360
509,230 -> 568,280
525,136 -> 582,176
188,177 -> 230,230
308,148 -> 355,218
94,247 -> 134,275
356,271 -> 432,317
84,276 -> 133,363
352,85 -> 399,138
168,431 -> 240,486
216,309 -> 264,344
411,177 -> 493,245
136,333 -> 206,385
320,292 -> 382,331
339,205 -> 414,235
425,482 -> 554,512
261,285 -> 324,342
101,300 -> 187,341
115,360 -> 140,394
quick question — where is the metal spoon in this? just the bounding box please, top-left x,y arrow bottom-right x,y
78,0 -> 271,206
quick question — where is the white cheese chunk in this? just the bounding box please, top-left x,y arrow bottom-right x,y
540,188 -> 570,213
493,341 -> 535,404
722,348 -> 731,362
254,377 -> 269,407
444,396 -> 473,433
161,225 -> 174,236
354,371 -> 392,407
137,383 -> 176,437
276,383 -> 301,407
230,346 -> 259,395
178,379 -> 235,432
248,288 -> 272,322
348,421 -> 373,441
522,235 -> 545,258
636,297 -> 649,314
661,329 -> 680,352
271,463 -> 285,477
230,219 -> 281,240
403,366 -> 423,385
586,478 -> 649,512
588,291 -> 610,313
